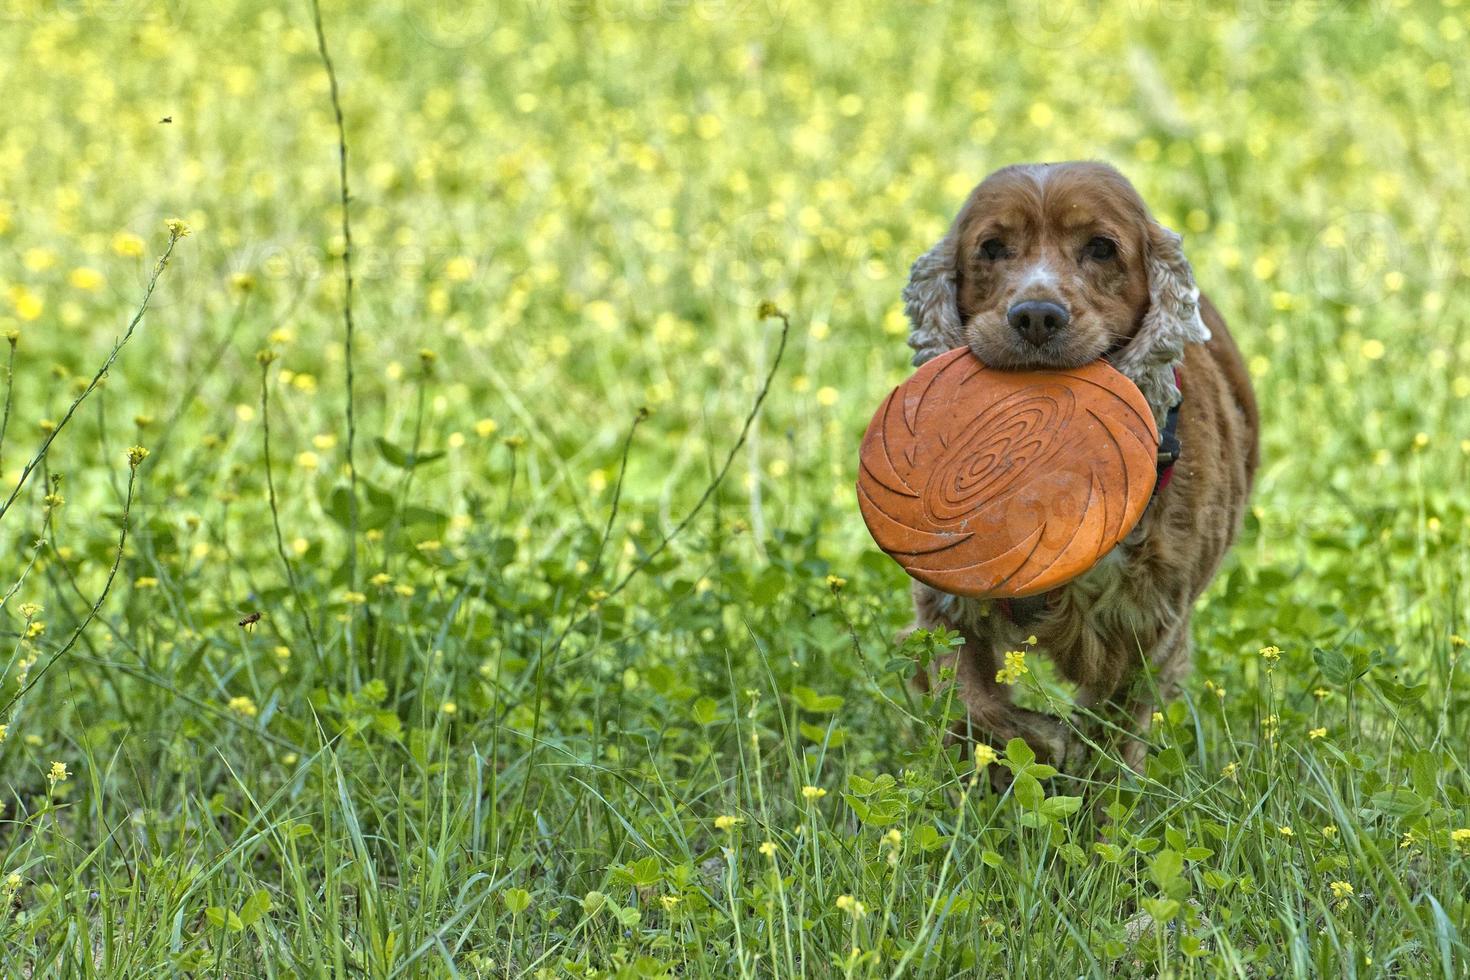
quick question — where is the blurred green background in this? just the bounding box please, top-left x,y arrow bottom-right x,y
2,0 -> 1469,973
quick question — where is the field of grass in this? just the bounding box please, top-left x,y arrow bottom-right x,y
2,0 -> 1469,974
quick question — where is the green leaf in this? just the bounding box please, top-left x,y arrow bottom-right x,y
1140,897 -> 1180,924
913,825 -> 942,851
1094,842 -> 1123,863
375,436 -> 446,469
1012,773 -> 1044,810
690,697 -> 719,726
1004,738 -> 1035,767
792,686 -> 844,713
1148,849 -> 1184,888
1201,870 -> 1232,890
238,890 -> 272,927
1377,678 -> 1427,708
503,887 -> 531,916
205,906 -> 243,932
799,721 -> 845,747
1313,646 -> 1354,686
1369,788 -> 1429,819
1040,795 -> 1083,819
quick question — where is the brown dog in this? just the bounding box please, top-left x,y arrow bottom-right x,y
900,161 -> 1258,771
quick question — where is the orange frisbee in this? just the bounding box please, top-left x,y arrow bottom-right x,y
857,348 -> 1159,599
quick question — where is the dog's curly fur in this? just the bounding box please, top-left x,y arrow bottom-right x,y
900,162 -> 1259,771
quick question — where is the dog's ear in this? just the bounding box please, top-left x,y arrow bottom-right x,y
902,234 -> 965,366
1113,224 -> 1210,406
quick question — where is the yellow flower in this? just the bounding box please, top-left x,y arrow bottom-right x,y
370,572 -> 393,587
1329,881 -> 1354,899
1322,825 -> 1339,839
135,577 -> 159,589
343,591 -> 367,605
1258,644 -> 1281,665
164,217 -> 191,238
835,894 -> 867,918
48,761 -> 70,783
127,445 -> 150,468
68,267 -> 104,292
758,841 -> 777,858
825,574 -> 846,591
227,695 -> 258,718
0,724 -> 7,742
995,649 -> 1028,685
883,828 -> 902,848
1451,828 -> 1470,848
1278,825 -> 1294,838
660,894 -> 680,911
441,702 -> 458,715
475,418 -> 499,438
801,785 -> 827,801
26,621 -> 45,638
1313,688 -> 1332,700
974,743 -> 999,769
112,231 -> 146,257
1204,679 -> 1227,701
1220,762 -> 1238,780
1401,831 -> 1417,849
1309,727 -> 1327,740
714,814 -> 742,831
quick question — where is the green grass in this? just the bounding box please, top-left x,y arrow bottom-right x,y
2,0 -> 1470,975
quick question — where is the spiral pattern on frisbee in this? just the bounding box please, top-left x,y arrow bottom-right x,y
857,348 -> 1160,599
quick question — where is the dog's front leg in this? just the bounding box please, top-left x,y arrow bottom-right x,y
914,621 -> 1088,774
1077,620 -> 1193,772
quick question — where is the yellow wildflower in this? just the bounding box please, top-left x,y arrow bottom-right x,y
995,649 -> 1028,685
801,785 -> 827,801
227,696 -> 258,718
714,814 -> 742,831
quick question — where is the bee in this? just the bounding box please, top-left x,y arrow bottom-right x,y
159,116 -> 173,124
238,611 -> 263,631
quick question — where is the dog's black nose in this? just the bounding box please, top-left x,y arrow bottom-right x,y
1007,300 -> 1070,347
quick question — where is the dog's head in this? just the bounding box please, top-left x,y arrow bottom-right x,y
904,162 -> 1209,377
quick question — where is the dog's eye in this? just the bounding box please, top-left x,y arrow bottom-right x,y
1083,236 -> 1118,261
979,238 -> 1008,261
